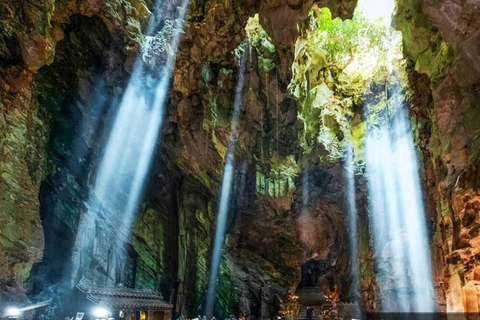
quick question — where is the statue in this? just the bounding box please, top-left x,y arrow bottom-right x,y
322,285 -> 340,320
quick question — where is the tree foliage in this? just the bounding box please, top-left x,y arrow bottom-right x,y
289,6 -> 406,164
244,14 -> 276,72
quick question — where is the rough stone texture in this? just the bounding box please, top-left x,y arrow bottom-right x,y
258,0 -> 356,78
0,0 -> 163,313
0,0 -> 150,72
168,1 -> 362,310
394,0 -> 480,313
23,12 -> 184,317
0,66 -> 46,305
259,0 -> 355,48
0,0 -> 362,317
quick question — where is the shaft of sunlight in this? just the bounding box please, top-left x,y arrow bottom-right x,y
392,106 -> 435,312
365,99 -> 434,312
71,0 -> 190,285
204,52 -> 247,318
344,141 -> 361,303
355,0 -> 434,312
297,170 -> 316,252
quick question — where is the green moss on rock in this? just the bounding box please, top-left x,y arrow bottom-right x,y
290,6 -> 408,168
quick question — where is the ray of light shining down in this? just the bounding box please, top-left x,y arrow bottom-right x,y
365,98 -> 435,312
344,141 -> 360,303
353,0 -> 434,312
70,0 -> 190,284
204,51 -> 247,318
298,169 -> 315,250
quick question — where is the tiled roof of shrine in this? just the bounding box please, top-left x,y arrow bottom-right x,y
77,279 -> 173,310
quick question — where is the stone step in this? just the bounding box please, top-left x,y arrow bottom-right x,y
295,287 -> 324,305
296,311 -> 322,315
294,316 -> 322,320
295,313 -> 321,317
294,306 -> 323,319
298,308 -> 322,312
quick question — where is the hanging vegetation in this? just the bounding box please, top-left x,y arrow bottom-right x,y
289,6 -> 407,166
244,14 -> 277,73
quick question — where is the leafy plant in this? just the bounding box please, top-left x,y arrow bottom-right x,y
289,6 -> 407,166
244,14 -> 276,72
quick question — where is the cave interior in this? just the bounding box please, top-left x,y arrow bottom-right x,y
1,0 -> 480,319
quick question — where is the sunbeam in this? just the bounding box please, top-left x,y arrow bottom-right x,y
204,51 -> 248,318
365,97 -> 435,312
70,0 -> 190,285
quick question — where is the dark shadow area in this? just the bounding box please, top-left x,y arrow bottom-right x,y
299,259 -> 322,288
27,14 -> 116,318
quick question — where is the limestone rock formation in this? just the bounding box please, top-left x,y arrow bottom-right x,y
0,0 -> 360,317
0,65 -> 46,306
394,0 -> 480,312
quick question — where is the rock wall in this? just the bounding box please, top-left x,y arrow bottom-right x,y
394,0 -> 480,313
0,61 -> 46,307
167,0 -> 364,312
0,0 -> 362,317
0,0 -> 173,312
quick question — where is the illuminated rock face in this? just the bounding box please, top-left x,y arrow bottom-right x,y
0,65 -> 45,307
394,0 -> 480,313
0,0 -> 358,317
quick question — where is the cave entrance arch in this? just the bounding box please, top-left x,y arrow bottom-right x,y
299,259 -> 322,288
296,259 -> 337,305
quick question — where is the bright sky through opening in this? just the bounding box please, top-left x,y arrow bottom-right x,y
356,0 -> 396,26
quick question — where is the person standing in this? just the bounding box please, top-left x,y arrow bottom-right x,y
306,307 -> 313,320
